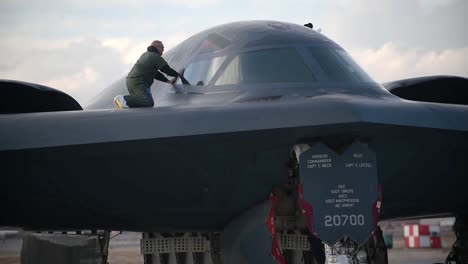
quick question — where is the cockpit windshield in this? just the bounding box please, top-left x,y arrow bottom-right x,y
177,46 -> 375,87
305,47 -> 373,83
215,48 -> 316,85
177,56 -> 227,86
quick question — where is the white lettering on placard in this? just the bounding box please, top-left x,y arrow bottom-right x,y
306,154 -> 332,169
324,214 -> 365,227
312,154 -> 328,158
344,154 -> 374,168
326,184 -> 360,208
345,162 -> 373,168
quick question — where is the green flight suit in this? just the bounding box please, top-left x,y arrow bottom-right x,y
125,51 -> 168,107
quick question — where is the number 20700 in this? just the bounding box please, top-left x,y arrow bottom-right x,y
324,215 -> 365,227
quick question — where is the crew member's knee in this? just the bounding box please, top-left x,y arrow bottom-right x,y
141,99 -> 154,107
137,95 -> 154,107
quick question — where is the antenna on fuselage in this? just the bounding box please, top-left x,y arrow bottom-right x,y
304,22 -> 322,33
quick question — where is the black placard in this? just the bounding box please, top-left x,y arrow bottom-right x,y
299,142 -> 378,245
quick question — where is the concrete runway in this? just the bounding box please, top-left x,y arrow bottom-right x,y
0,232 -> 454,264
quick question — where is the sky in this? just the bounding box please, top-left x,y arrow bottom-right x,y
0,0 -> 467,105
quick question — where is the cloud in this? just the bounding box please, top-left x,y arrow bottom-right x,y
44,66 -> 100,103
165,0 -> 219,8
418,0 -> 458,14
319,0 -> 468,82
0,64 -> 9,72
101,38 -> 132,53
101,37 -> 144,64
0,31 -> 192,106
350,43 -> 468,82
0,38 -> 128,105
323,0 -> 468,51
101,32 -> 191,64
1,0 -> 220,9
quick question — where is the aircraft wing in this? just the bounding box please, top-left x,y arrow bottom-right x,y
1,94 -> 468,231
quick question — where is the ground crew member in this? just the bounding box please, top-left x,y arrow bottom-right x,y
113,40 -> 180,108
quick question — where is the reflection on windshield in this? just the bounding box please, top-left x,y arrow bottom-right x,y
177,56 -> 226,86
215,48 -> 316,85
306,47 -> 374,83
177,47 -> 375,87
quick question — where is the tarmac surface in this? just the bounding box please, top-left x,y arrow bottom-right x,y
0,231 -> 455,264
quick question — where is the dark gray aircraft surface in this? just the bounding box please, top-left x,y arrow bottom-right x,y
1,20 -> 468,262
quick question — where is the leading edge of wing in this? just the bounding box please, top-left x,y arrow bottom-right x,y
1,94 -> 468,151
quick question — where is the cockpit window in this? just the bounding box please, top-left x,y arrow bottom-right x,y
177,47 -> 374,87
215,48 -> 316,85
306,47 -> 373,83
177,56 -> 227,86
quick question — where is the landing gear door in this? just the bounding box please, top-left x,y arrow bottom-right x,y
298,142 -> 379,246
